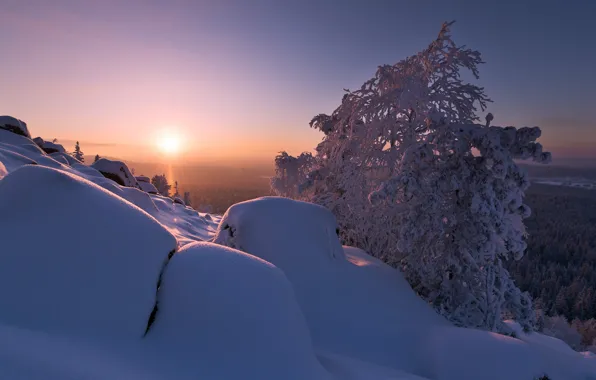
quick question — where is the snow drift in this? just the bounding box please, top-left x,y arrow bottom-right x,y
147,241 -> 330,380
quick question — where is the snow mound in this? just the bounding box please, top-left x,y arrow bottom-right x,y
41,141 -> 66,154
213,197 -> 448,375
213,196 -> 345,266
147,241 -> 330,380
136,176 -> 158,194
91,158 -> 139,188
0,165 -> 177,339
0,115 -> 30,138
427,325 -> 596,380
0,146 -> 37,172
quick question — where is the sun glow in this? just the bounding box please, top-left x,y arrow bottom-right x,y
156,131 -> 182,155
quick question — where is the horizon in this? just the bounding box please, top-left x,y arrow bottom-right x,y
2,0 -> 595,164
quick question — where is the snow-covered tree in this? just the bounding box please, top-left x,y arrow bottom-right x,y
183,191 -> 192,206
173,181 -> 180,197
72,141 -> 84,162
94,154 -> 100,163
271,21 -> 551,332
151,174 -> 171,197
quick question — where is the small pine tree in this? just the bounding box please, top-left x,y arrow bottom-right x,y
183,191 -> 192,206
173,181 -> 180,197
52,138 -> 58,143
151,174 -> 171,197
94,154 -> 100,163
72,141 -> 84,162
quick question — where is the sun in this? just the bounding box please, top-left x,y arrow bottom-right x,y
157,133 -> 182,155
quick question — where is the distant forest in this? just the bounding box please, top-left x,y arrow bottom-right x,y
508,182 -> 596,321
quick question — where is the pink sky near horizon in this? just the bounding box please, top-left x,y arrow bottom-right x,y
1,1 -> 594,166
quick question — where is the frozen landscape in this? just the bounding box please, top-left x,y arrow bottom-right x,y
1,114 -> 596,379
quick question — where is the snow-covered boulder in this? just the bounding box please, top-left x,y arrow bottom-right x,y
213,197 -> 345,266
173,196 -> 184,205
41,141 -> 66,154
91,158 -> 139,188
0,116 -> 30,138
32,136 -> 44,147
136,175 -> 150,183
213,197 -> 448,375
49,152 -> 80,166
146,241 -> 330,380
0,165 -> 177,339
135,176 -> 158,194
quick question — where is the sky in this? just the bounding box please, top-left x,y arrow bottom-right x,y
1,0 -> 594,164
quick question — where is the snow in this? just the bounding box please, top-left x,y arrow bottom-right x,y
0,115 -> 30,138
0,128 -> 38,150
0,165 -> 177,339
146,241 -> 330,380
136,175 -> 151,183
91,158 -> 140,188
138,180 -> 158,194
0,127 -> 595,379
213,197 -> 448,375
41,140 -> 67,154
214,196 -> 596,380
135,175 -> 158,193
50,152 -> 81,166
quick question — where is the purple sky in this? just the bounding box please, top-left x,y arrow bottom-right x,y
1,0 -> 594,163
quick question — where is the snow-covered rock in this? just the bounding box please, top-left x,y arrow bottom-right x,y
136,175 -> 151,183
49,152 -> 81,166
32,137 -> 44,147
136,176 -> 158,194
146,241 -> 330,380
213,196 -> 345,266
91,158 -> 139,188
0,165 -> 177,339
41,141 -> 66,154
173,196 -> 184,205
0,116 -> 30,138
213,197 -> 448,375
139,181 -> 158,194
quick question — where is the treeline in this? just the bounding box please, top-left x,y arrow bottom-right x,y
507,183 -> 596,321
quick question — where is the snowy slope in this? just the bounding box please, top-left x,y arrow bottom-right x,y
0,124 -> 595,380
